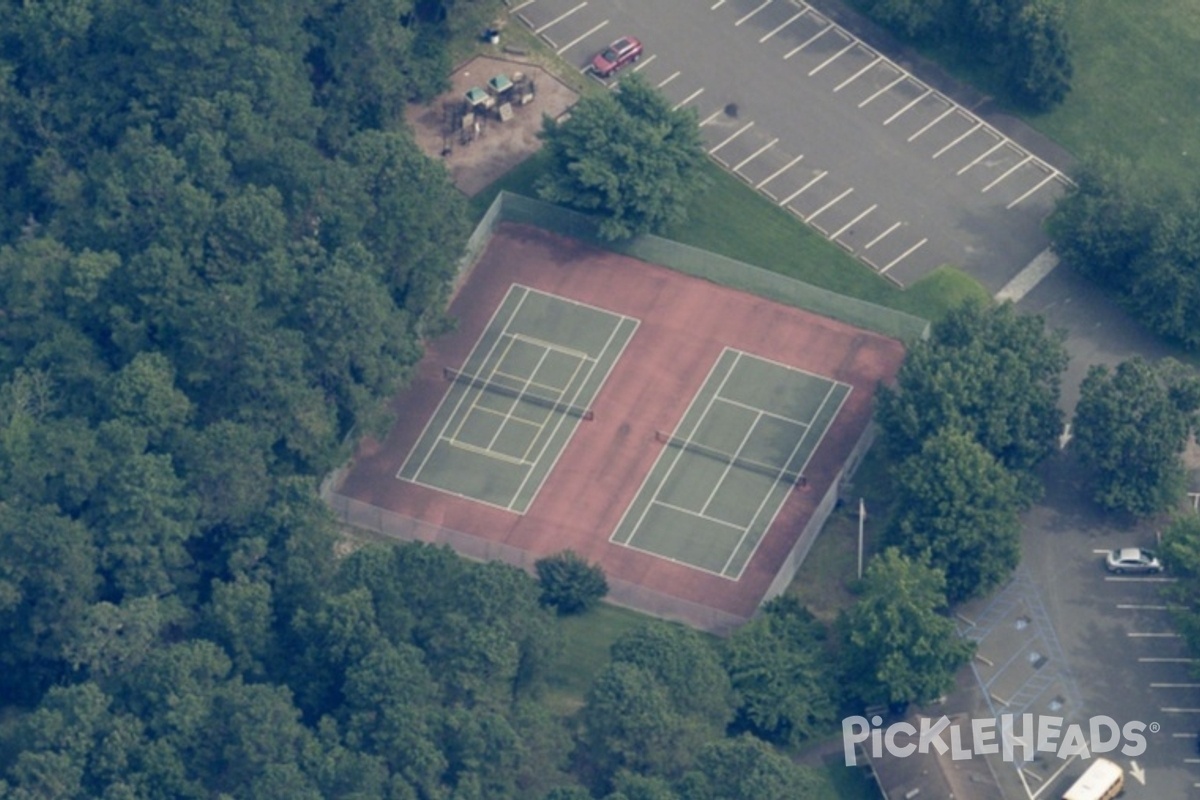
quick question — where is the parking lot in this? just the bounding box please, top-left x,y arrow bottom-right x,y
507,0 -> 1071,289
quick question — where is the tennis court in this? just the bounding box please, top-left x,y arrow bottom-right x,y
398,284 -> 638,513
611,348 -> 850,579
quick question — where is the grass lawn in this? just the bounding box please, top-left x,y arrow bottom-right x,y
541,603 -> 650,715
1034,0 -> 1200,189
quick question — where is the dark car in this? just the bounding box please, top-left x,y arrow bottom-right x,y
1104,547 -> 1163,574
591,36 -> 643,78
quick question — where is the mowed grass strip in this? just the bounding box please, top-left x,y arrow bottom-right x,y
1035,0 -> 1200,189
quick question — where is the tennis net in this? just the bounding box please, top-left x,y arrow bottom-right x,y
444,366 -> 595,421
655,430 -> 806,486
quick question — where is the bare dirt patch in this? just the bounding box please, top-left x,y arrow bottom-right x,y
405,55 -> 578,196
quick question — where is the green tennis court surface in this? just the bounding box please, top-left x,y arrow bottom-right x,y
398,284 -> 638,513
611,348 -> 850,579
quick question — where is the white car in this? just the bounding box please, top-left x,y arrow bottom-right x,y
1104,547 -> 1163,575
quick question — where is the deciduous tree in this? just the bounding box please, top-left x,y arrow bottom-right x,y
536,549 -> 609,615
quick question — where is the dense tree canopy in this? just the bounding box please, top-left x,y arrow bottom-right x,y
888,427 -> 1022,602
876,299 -> 1067,497
1072,358 -> 1200,516
536,74 -> 709,241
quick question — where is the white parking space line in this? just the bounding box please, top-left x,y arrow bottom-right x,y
657,71 -> 681,88
830,203 -> 877,240
783,24 -> 832,59
1154,684 -> 1200,689
1107,576 -> 1177,583
711,0 -> 727,8
672,87 -> 705,111
906,103 -> 954,141
932,121 -> 983,159
760,10 -> 806,42
865,221 -> 901,249
756,153 -> 804,189
981,154 -> 1034,191
955,136 -> 1006,175
736,0 -> 773,26
709,121 -> 755,154
1140,658 -> 1200,663
880,237 -> 927,274
809,40 -> 856,77
510,0 -> 537,12
733,137 -> 778,171
805,187 -> 853,222
1161,708 -> 1200,713
700,108 -> 724,126
1118,604 -> 1173,610
834,55 -> 882,92
557,20 -> 608,54
534,2 -> 586,34
1006,170 -> 1060,209
885,87 -> 932,125
778,170 -> 827,205
859,73 -> 907,107
631,53 -> 656,73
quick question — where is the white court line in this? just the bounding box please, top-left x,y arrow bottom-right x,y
511,332 -> 591,361
673,87 -> 705,111
864,221 -> 901,249
933,120 -> 983,159
757,153 -> 804,188
631,53 -> 656,73
654,500 -> 745,531
808,40 -> 855,76
885,86 -> 932,125
710,121 -> 755,154
956,137 -> 1006,175
736,0 -> 773,26
760,10 -> 805,42
534,2 -> 585,34
715,395 -> 811,428
557,20 -> 607,54
656,70 -> 681,88
609,353 -> 730,545
733,137 -> 778,171
700,108 -> 724,126
784,24 -> 831,59
859,73 -> 906,107
834,55 -> 882,92
510,0 -> 537,12
804,187 -> 853,222
515,355 -> 588,462
700,411 -> 763,517
880,237 -> 927,274
778,170 -> 827,206
1128,632 -> 1181,638
483,344 -> 551,451
906,103 -> 954,141
982,154 -> 1033,190
447,438 -> 528,465
1006,170 -> 1060,209
830,203 -> 878,240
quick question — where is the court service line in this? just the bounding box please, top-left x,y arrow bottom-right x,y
983,154 -> 1034,192
880,237 -> 927,274
906,103 -> 954,141
736,0 -> 773,26
673,87 -> 706,111
710,121 -> 755,154
699,411 -> 764,516
447,438 -> 528,465
804,187 -> 853,222
784,24 -> 831,59
809,40 -> 856,77
864,221 -> 901,249
534,2 -> 585,34
715,395 -> 811,428
721,381 -> 843,577
608,349 -> 731,545
733,138 -> 778,171
956,137 -> 1006,175
760,10 -> 805,42
626,351 -> 744,545
484,345 -> 552,451
557,20 -> 607,54
778,170 -> 827,206
511,332 -> 592,361
508,315 -> 635,511
449,326 -> 522,447
884,86 -> 932,125
405,287 -> 531,479
859,73 -> 906,107
757,153 -> 804,189
830,203 -> 878,240
834,55 -> 882,92
932,121 -> 982,159
653,500 -> 745,531
515,355 -> 589,462
631,53 -> 656,73
1007,170 -> 1059,209
657,71 -> 681,89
